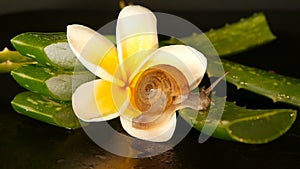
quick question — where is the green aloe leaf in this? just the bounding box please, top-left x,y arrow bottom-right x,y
11,64 -> 94,101
11,32 -> 79,70
0,48 -> 36,73
161,12 -> 276,57
179,96 -> 297,144
163,12 -> 300,108
8,12 -> 298,140
11,91 -> 81,129
213,59 -> 300,107
162,12 -> 298,143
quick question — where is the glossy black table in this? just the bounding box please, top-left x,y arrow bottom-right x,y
1,10 -> 300,169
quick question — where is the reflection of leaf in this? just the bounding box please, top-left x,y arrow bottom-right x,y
179,96 -> 297,144
0,48 -> 36,73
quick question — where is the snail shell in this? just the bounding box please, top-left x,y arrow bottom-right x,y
131,64 -> 190,129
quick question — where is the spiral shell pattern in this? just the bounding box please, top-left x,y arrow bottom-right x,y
132,64 -> 190,129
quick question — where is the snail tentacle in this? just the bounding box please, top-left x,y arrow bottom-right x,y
180,71 -> 229,110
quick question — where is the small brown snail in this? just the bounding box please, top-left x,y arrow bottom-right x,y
131,67 -> 228,130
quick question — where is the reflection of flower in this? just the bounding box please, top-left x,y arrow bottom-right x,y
67,5 -> 207,142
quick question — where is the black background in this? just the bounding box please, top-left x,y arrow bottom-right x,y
1,2 -> 300,169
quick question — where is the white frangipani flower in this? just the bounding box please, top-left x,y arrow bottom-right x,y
67,5 -> 207,142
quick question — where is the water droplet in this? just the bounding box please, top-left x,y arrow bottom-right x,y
232,75 -> 239,79
238,138 -> 244,142
277,93 -> 290,100
239,81 -> 247,86
290,113 -> 295,117
277,94 -> 284,100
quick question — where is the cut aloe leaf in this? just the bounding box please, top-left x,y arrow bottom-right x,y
11,64 -> 95,101
0,48 -> 36,73
160,13 -> 298,143
160,12 -> 300,107
11,32 -> 80,69
161,13 -> 276,57
179,96 -> 297,144
211,59 -> 300,108
11,91 -> 81,129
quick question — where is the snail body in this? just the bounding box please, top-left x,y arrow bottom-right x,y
131,66 -> 228,130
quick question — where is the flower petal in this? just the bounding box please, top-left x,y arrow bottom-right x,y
120,113 -> 176,142
72,79 -> 124,122
116,5 -> 158,63
130,45 -> 207,90
67,24 -> 119,82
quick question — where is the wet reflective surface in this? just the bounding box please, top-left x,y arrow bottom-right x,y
1,10 -> 300,169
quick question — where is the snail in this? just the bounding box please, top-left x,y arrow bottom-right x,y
130,64 -> 229,130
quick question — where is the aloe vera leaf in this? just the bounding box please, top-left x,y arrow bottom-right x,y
179,96 -> 297,144
0,48 -> 36,73
161,13 -> 300,107
11,91 -> 81,129
10,32 -> 80,69
161,13 -> 276,57
11,64 -> 94,101
214,59 -> 300,107
160,13 -> 297,143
